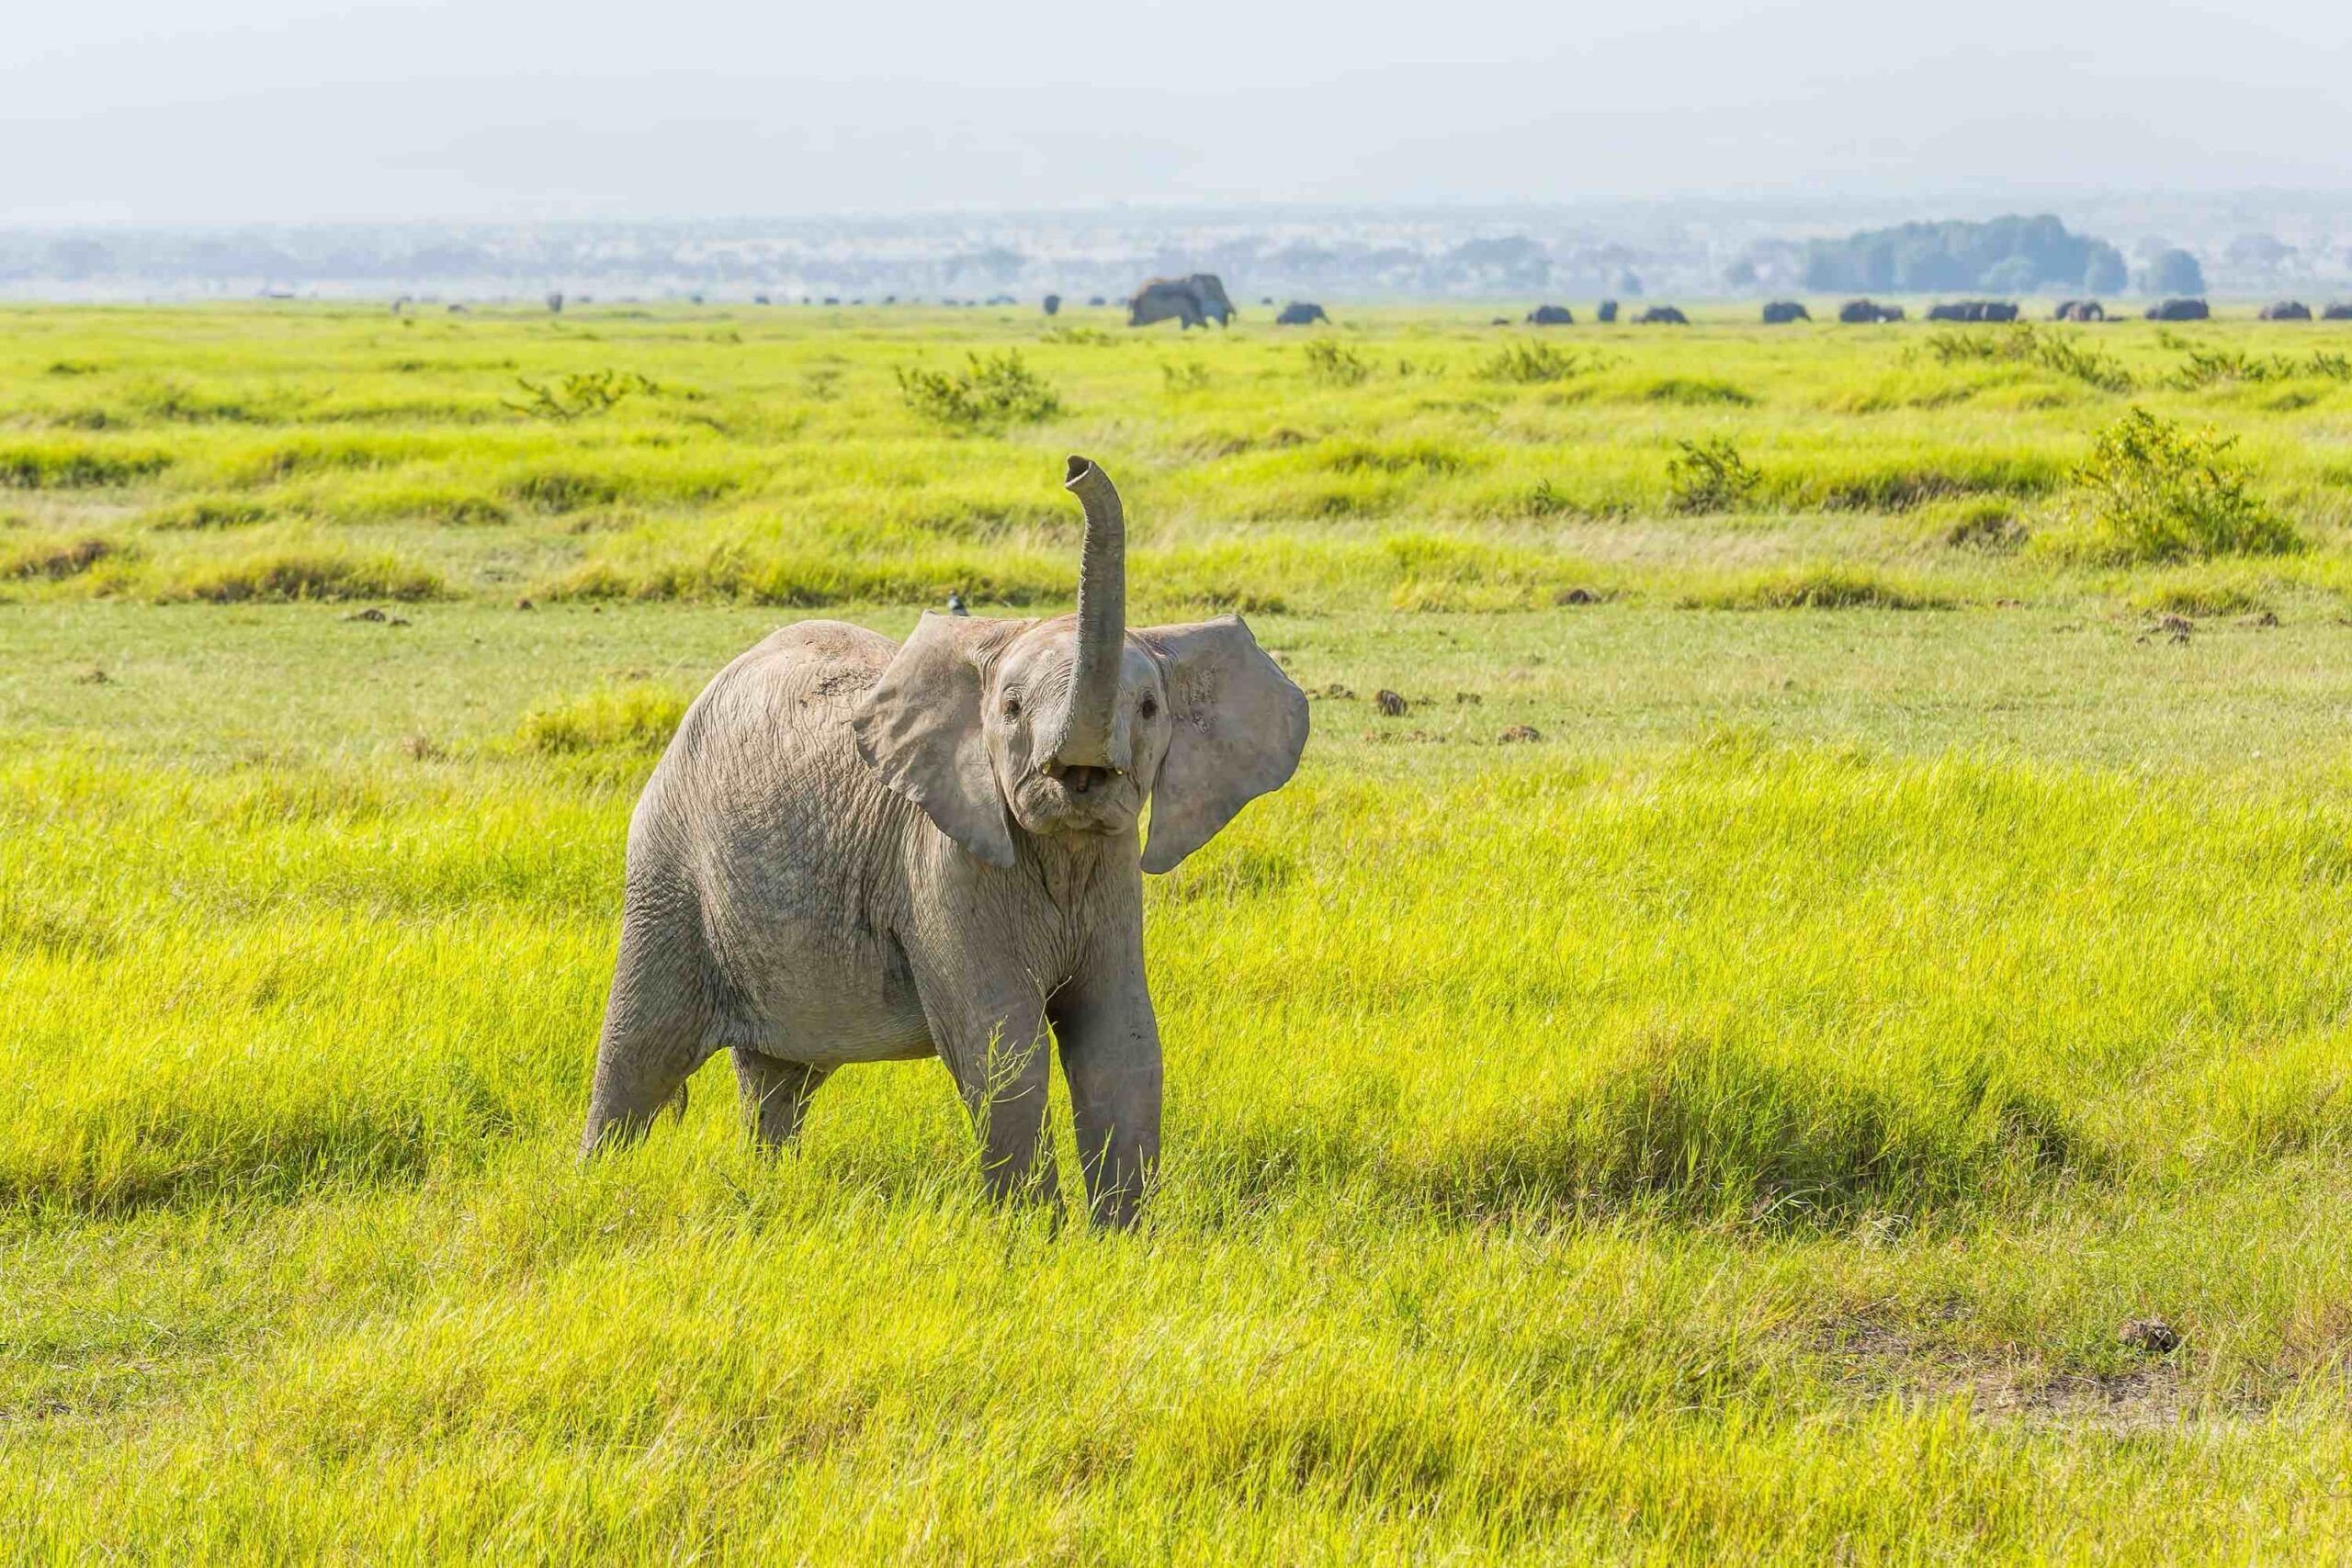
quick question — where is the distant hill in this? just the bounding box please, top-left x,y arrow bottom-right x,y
1801,215 -> 2128,295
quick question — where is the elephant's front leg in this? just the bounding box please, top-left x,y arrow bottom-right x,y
931,991 -> 1060,1211
1048,936 -> 1162,1230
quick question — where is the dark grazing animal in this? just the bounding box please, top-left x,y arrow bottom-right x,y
1838,299 -> 1903,323
2052,299 -> 2106,322
1275,301 -> 1330,326
1760,300 -> 1810,324
1043,294 -> 1062,317
1128,275 -> 1236,330
2325,303 -> 2352,321
1526,304 -> 1574,325
2144,299 -> 2210,321
2259,300 -> 2312,321
1636,306 -> 1690,324
1596,299 -> 1619,323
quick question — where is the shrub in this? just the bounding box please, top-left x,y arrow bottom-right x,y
896,351 -> 1063,427
1666,437 -> 1762,514
2052,408 -> 2299,564
2133,574 -> 2272,618
503,368 -> 657,422
518,682 -> 689,754
1301,339 -> 1372,388
1922,322 -> 2133,393
1477,342 -> 1587,383
160,550 -> 445,604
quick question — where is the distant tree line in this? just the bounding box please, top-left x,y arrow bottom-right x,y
1801,215 -> 2129,295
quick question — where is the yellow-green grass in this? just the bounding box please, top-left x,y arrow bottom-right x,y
9,308 -> 2352,1559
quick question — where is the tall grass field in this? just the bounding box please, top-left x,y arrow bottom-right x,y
8,299 -> 2352,1560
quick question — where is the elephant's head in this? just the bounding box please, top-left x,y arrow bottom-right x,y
853,457 -> 1307,873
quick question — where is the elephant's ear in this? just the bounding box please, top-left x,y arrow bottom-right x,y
852,613 -> 1021,868
1134,615 -> 1309,874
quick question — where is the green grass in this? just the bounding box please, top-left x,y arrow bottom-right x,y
9,303 -> 2352,1560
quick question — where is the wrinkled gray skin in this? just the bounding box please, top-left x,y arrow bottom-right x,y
1128,275 -> 1236,330
581,457 -> 1309,1228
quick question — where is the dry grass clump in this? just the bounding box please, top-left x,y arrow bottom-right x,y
157,549 -> 446,604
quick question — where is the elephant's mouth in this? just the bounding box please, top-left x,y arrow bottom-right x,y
1017,766 -> 1138,834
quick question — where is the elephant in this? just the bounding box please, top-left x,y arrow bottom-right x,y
1526,304 -> 1574,325
1596,299 -> 1619,323
1128,275 -> 1237,329
2052,299 -> 2105,322
1927,302 -> 1974,321
2259,300 -> 2312,321
1636,306 -> 1690,324
2144,299 -> 2209,321
1760,300 -> 1810,324
580,457 -> 1310,1229
1838,299 -> 1902,323
1275,301 -> 1330,325
546,291 -> 564,313
1981,301 -> 2018,322
1043,294 -> 1062,317
2326,303 -> 2352,321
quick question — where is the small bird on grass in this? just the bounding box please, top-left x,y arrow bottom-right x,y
945,592 -> 969,616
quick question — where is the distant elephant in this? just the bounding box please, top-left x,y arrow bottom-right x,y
1526,304 -> 1574,325
581,457 -> 1309,1229
1597,299 -> 1619,323
1275,302 -> 1330,325
1981,301 -> 2018,322
2052,299 -> 2105,322
1637,306 -> 1689,324
1129,275 -> 1237,329
1838,299 -> 1901,323
2259,300 -> 2312,321
546,291 -> 564,313
2326,303 -> 2352,321
1043,294 -> 1062,317
1927,302 -> 1973,321
1088,296 -> 1108,307
1761,300 -> 1810,324
2145,299 -> 2210,321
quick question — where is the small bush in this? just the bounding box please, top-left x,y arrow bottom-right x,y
1666,437 -> 1762,514
1301,340 -> 1372,388
1478,342 -> 1587,383
1,535 -> 123,581
896,351 -> 1063,427
518,682 -> 690,754
503,368 -> 657,422
1678,565 -> 1952,611
2050,407 -> 2299,564
160,550 -> 445,604
1924,323 -> 2132,393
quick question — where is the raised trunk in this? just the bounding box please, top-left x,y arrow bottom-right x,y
1053,456 -> 1125,767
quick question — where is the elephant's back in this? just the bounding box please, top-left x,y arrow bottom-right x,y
633,619 -> 901,845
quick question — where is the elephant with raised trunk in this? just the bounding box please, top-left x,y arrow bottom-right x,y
1128,275 -> 1237,329
581,458 -> 1310,1228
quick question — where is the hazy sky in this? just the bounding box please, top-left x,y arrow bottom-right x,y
7,0 -> 2351,223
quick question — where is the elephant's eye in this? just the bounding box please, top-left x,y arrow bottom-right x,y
1138,694 -> 1159,720
1001,696 -> 1021,720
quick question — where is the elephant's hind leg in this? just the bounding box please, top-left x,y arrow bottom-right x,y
731,1050 -> 831,1151
582,903 -> 716,1157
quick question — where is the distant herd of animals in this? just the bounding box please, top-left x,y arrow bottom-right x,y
475,279 -> 2352,326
